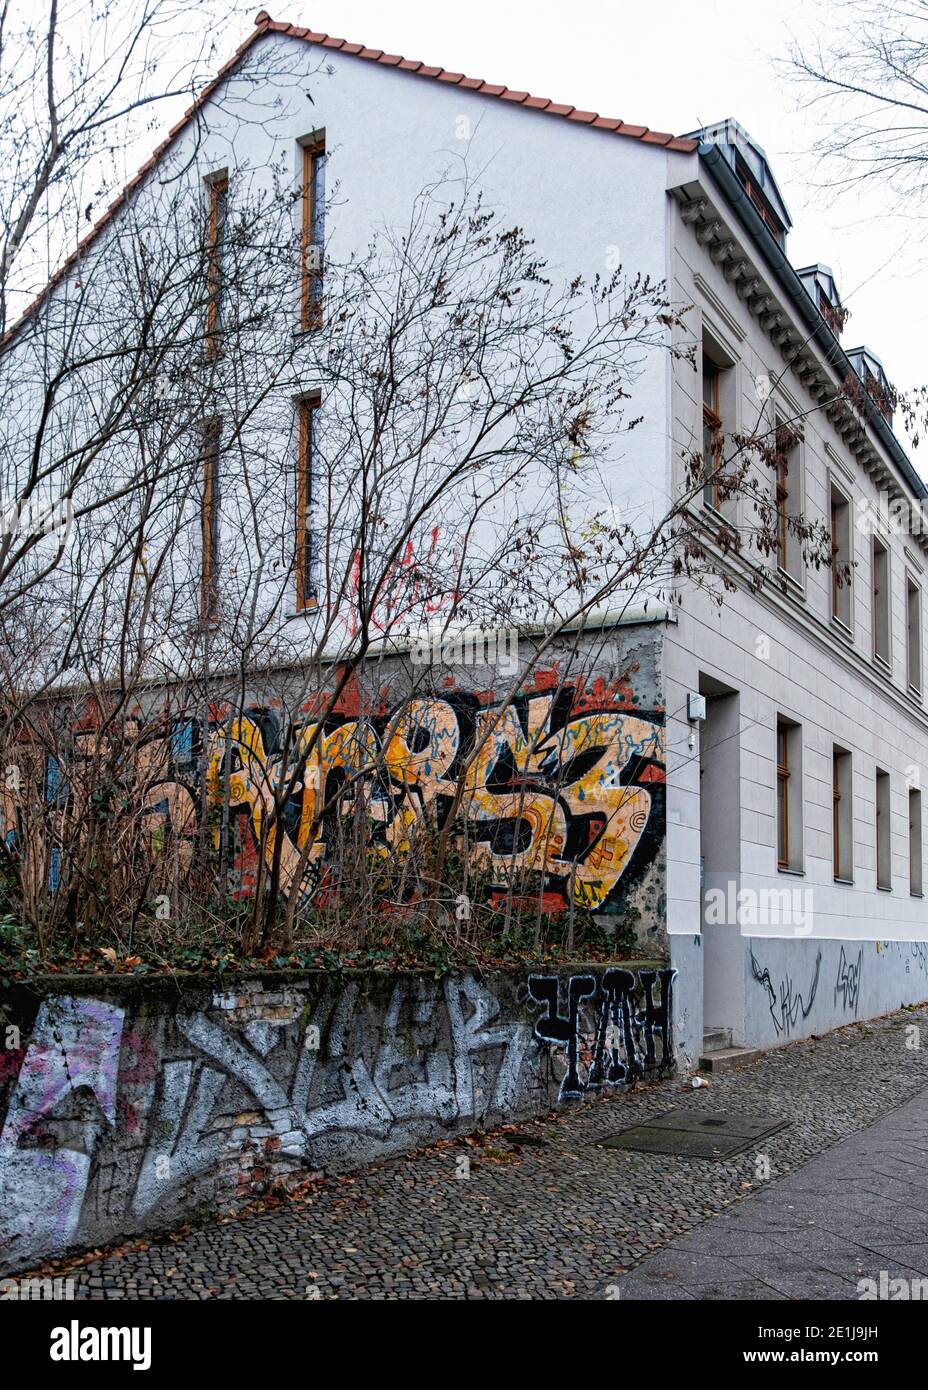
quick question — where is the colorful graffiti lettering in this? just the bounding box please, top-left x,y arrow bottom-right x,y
2,682 -> 665,914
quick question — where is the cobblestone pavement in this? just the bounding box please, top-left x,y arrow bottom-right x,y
25,1006 -> 928,1299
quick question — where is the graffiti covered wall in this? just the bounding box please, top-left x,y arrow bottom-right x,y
0,964 -> 676,1272
2,629 -> 668,945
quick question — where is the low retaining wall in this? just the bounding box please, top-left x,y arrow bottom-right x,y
0,961 -> 677,1273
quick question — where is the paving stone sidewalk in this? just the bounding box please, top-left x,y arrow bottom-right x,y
25,1005 -> 928,1299
616,1083 -> 928,1300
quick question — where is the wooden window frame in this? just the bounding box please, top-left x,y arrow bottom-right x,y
910,787 -> 923,896
300,139 -> 325,332
833,750 -> 841,880
295,397 -> 320,611
876,768 -> 891,890
775,456 -> 789,572
702,356 -> 723,509
776,721 -> 790,870
830,493 -> 840,618
907,573 -> 922,695
735,161 -> 784,246
872,536 -> 890,667
774,417 -> 802,581
832,746 -> 853,883
201,418 -> 222,622
205,173 -> 228,360
829,483 -> 852,627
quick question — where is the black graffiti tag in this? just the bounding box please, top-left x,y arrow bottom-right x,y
528,968 -> 676,1101
528,974 -> 596,1099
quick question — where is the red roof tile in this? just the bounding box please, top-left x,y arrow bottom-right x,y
3,11 -> 697,347
254,13 -> 696,149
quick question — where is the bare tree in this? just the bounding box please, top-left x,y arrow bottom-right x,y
783,0 -> 928,203
0,12 -> 841,974
0,162 -> 836,969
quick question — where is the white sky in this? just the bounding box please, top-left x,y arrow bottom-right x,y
134,1 -> 928,457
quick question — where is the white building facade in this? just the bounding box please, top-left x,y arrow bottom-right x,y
6,14 -> 928,1071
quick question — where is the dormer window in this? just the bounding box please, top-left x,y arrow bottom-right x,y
847,346 -> 895,425
686,119 -> 791,248
735,155 -> 785,246
798,264 -> 848,340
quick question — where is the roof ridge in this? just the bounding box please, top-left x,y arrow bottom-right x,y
254,11 -> 696,150
3,11 -> 696,347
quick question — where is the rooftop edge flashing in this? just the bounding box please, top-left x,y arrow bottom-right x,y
33,604 -> 677,702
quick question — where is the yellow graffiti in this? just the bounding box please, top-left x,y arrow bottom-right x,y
11,693 -> 665,913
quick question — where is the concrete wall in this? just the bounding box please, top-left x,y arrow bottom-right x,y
0,961 -> 678,1273
744,936 -> 928,1051
667,924 -> 928,1063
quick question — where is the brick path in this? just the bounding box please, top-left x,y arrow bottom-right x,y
23,1006 -> 928,1299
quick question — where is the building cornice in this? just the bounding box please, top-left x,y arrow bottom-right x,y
671,148 -> 928,546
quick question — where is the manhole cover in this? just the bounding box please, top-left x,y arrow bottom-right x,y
598,1108 -> 790,1160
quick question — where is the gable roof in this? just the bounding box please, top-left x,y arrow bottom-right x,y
254,12 -> 698,151
4,11 -> 697,346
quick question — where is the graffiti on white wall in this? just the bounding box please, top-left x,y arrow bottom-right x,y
0,962 -> 681,1268
834,946 -> 863,1016
3,682 -> 666,916
0,997 -> 123,1258
749,947 -> 822,1037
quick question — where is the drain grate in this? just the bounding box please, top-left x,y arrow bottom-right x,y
598,1108 -> 790,1160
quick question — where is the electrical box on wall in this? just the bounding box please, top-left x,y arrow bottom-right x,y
687,692 -> 707,722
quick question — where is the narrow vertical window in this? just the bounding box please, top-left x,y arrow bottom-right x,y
907,574 -> 922,694
300,138 -> 326,331
833,746 -> 852,881
833,750 -> 841,879
876,768 -> 891,890
201,418 -> 221,621
872,537 -> 890,666
296,398 -> 319,610
775,441 -> 789,573
910,788 -> 923,896
830,484 -> 851,628
776,720 -> 790,870
702,353 -> 722,508
773,417 -> 802,581
776,717 -> 802,871
205,174 -> 228,359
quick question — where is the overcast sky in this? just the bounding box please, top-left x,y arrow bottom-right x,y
149,1 -> 927,449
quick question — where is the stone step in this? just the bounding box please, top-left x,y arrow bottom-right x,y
698,1046 -> 765,1074
702,1026 -> 732,1053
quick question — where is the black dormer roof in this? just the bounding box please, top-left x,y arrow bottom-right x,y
685,118 -> 792,245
